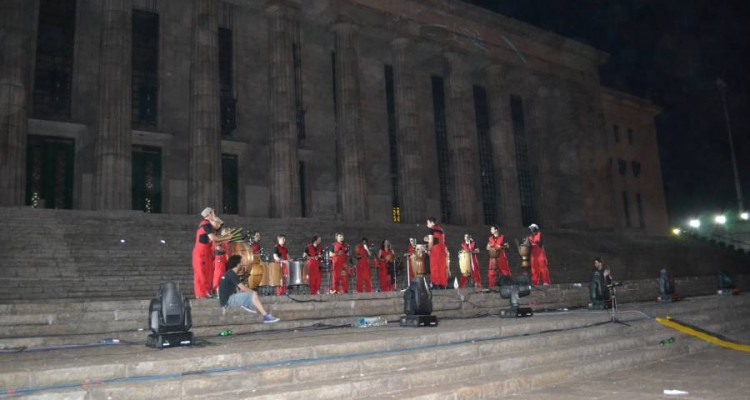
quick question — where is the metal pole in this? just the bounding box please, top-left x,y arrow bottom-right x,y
717,78 -> 745,212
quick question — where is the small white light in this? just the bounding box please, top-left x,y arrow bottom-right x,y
688,219 -> 700,228
120,239 -> 126,243
160,239 -> 166,244
741,212 -> 749,221
714,215 -> 727,225
671,228 -> 681,236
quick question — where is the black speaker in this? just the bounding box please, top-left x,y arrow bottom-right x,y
403,276 -> 433,316
147,282 -> 194,348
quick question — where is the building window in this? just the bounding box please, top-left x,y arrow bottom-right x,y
510,95 -> 537,227
132,10 -> 159,128
26,135 -> 74,209
431,75 -> 451,223
632,161 -> 641,177
221,154 -> 238,214
298,161 -> 307,217
618,159 -> 627,176
627,128 -> 634,145
132,145 -> 162,213
473,85 -> 497,225
622,191 -> 631,228
385,65 -> 400,222
636,193 -> 645,229
331,51 -> 341,214
32,0 -> 76,120
613,124 -> 620,143
293,23 -> 306,141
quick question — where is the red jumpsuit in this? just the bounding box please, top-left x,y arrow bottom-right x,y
376,249 -> 393,292
212,241 -> 229,293
192,219 -> 214,298
429,225 -> 448,287
274,244 -> 289,295
355,243 -> 372,293
305,243 -> 322,295
331,241 -> 349,293
528,232 -> 551,285
458,241 -> 482,289
488,235 -> 511,287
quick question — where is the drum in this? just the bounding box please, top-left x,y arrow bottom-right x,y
518,244 -> 531,268
384,253 -> 394,263
488,248 -> 499,259
260,262 -> 283,287
232,241 -> 257,267
458,250 -> 471,277
411,245 -> 427,276
288,259 -> 309,286
248,261 -> 265,289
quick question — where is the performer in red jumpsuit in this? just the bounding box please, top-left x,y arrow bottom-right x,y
355,238 -> 372,293
376,240 -> 394,292
250,231 -> 262,255
528,224 -> 551,285
273,234 -> 289,295
211,222 -> 231,294
487,224 -> 511,287
304,235 -> 323,295
459,234 -> 481,289
427,217 -> 448,289
329,233 -> 349,294
192,207 -> 229,298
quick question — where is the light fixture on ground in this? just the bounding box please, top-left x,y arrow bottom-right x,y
714,215 -> 727,225
688,219 -> 701,228
741,212 -> 749,221
400,244 -> 438,327
146,282 -> 195,348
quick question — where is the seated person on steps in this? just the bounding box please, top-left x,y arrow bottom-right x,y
589,257 -> 612,309
219,255 -> 280,323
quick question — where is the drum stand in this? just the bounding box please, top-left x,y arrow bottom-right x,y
607,285 -> 629,326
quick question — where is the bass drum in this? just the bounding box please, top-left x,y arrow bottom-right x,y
232,242 -> 256,267
458,250 -> 471,277
288,259 -> 309,286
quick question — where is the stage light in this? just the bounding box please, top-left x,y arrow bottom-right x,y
671,228 -> 681,236
688,219 -> 700,228
120,239 -> 126,243
741,212 -> 749,221
714,215 -> 727,225
160,239 -> 166,244
147,282 -> 195,348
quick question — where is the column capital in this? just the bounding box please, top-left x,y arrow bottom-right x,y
264,1 -> 299,19
443,51 -> 472,77
330,18 -> 358,34
390,37 -> 411,50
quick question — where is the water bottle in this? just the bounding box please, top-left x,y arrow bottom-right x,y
659,337 -> 675,346
219,329 -> 233,336
101,338 -> 120,344
352,316 -> 388,328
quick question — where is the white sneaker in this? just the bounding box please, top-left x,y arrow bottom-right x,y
263,314 -> 280,323
241,306 -> 257,315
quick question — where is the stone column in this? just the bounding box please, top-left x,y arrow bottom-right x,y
93,0 -> 133,210
188,0 -> 221,214
444,52 -> 479,226
266,3 -> 300,218
390,38 -> 425,224
0,0 -> 33,206
486,64 -> 522,228
332,21 -> 368,221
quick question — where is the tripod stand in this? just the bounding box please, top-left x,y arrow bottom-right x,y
607,284 -> 629,326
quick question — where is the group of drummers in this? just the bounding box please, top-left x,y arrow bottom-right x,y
192,208 -> 552,299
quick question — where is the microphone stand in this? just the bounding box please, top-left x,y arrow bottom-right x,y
607,269 -> 629,327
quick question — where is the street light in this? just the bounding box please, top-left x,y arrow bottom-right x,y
717,79 -> 745,213
714,215 -> 727,225
689,219 -> 701,228
741,212 -> 749,221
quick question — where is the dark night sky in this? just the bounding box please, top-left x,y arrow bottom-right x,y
463,0 -> 750,225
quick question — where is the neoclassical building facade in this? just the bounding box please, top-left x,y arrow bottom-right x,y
0,0 -> 668,233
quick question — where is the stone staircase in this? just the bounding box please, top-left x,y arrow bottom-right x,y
1,207 -> 748,302
2,294 -> 749,399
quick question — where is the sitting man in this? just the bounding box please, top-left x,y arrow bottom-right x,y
219,255 -> 280,323
589,257 -> 612,309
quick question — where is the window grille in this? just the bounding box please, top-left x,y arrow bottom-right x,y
385,65 -> 400,222
431,76 -> 451,222
473,85 -> 497,225
510,95 -> 537,226
132,10 -> 159,128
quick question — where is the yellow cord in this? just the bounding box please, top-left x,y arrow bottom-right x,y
656,316 -> 750,352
